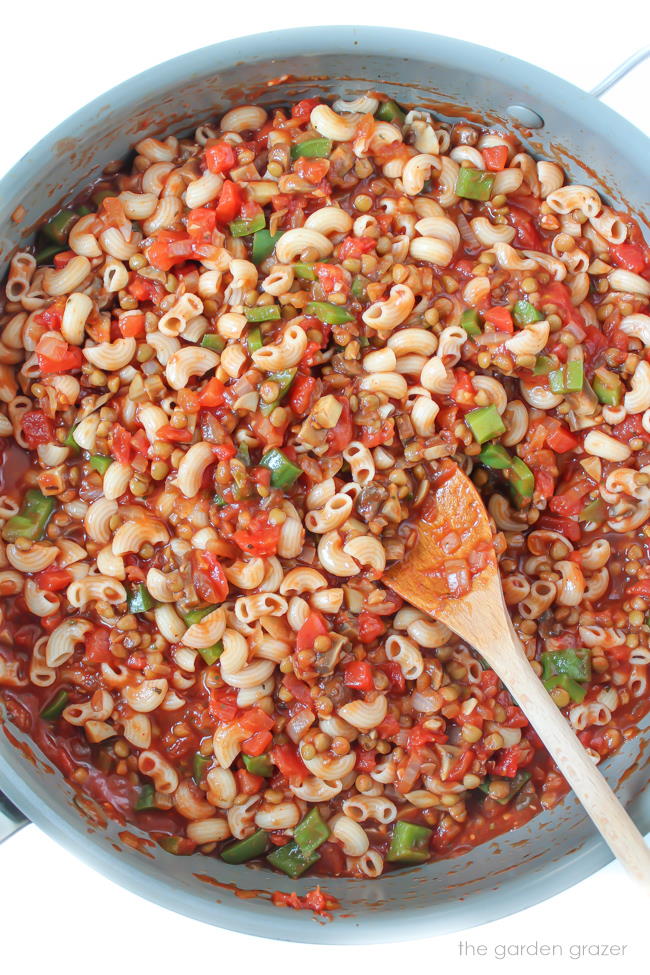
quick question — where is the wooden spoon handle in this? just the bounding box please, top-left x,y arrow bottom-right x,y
495,630 -> 650,893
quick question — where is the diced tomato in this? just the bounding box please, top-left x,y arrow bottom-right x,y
380,662 -> 406,693
53,250 -> 75,269
156,424 -> 194,443
36,333 -> 83,374
211,441 -> 237,461
609,243 -> 646,274
35,567 -> 72,592
288,374 -> 317,416
209,686 -> 239,723
127,274 -> 165,304
205,141 -> 236,174
548,479 -> 592,516
508,205 -> 543,250
360,419 -> 394,447
239,707 -> 275,735
357,611 -> 387,644
241,730 -> 273,756
482,145 -> 508,171
21,411 -> 55,448
313,262 -> 348,295
503,705 -> 529,729
192,550 -> 229,603
483,306 -> 514,332
546,425 -> 580,453
624,579 -> 650,599
377,714 -> 401,739
480,668 -> 500,694
145,230 -> 194,272
611,412 -> 644,442
282,673 -> 313,707
446,748 -> 475,783
232,514 -> 280,556
343,660 -> 374,691
177,389 -> 201,414
294,157 -> 330,183
214,180 -> 243,224
111,425 -> 132,464
492,743 -> 534,778
270,743 -> 308,780
450,368 -> 476,408
236,769 -> 264,795
337,236 -> 377,260
355,748 -> 377,772
118,312 -> 145,338
537,514 -> 581,542
84,627 -> 112,664
291,97 -> 321,121
326,397 -> 353,454
199,377 -> 227,408
186,207 -> 217,238
583,324 -> 608,362
35,301 -> 64,330
407,723 -> 447,751
296,611 -> 328,652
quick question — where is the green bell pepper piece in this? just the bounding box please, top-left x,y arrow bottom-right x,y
245,305 -> 281,323
213,492 -> 228,508
544,674 -> 588,703
91,188 -> 114,208
242,753 -> 274,777
533,355 -> 555,376
386,820 -> 433,864
465,405 -> 506,444
246,326 -> 263,353
3,489 -> 56,543
235,442 -> 250,467
127,584 -> 155,614
221,829 -> 269,864
541,648 -> 591,683
509,456 -> 535,505
201,334 -> 226,353
252,229 -> 283,264
40,689 -> 69,721
229,213 -> 266,237
42,208 -> 78,244
260,368 -> 296,416
35,242 -> 67,265
351,275 -> 367,300
513,300 -> 544,327
260,447 -> 302,488
63,426 -> 81,452
134,783 -> 157,811
549,360 -> 584,394
293,262 -> 317,281
267,839 -> 319,878
579,497 -> 607,524
305,301 -> 354,325
478,770 -> 531,805
290,137 -> 332,160
375,99 -> 406,124
181,605 -> 217,627
456,167 -> 495,201
89,455 -> 113,475
198,640 -> 223,666
479,443 -> 513,470
592,368 -> 623,406
294,808 -> 330,855
460,309 -> 482,336
192,753 -> 211,785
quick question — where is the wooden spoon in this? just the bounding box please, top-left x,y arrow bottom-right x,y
385,459 -> 650,891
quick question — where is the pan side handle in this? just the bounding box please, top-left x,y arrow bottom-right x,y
590,48 -> 650,98
0,790 -> 29,844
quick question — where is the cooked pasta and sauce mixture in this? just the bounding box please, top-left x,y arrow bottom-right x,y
0,92 -> 649,880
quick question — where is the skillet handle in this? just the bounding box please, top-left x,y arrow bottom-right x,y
590,48 -> 650,98
0,790 -> 29,844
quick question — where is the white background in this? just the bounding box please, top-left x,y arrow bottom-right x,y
1,1 -> 648,971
